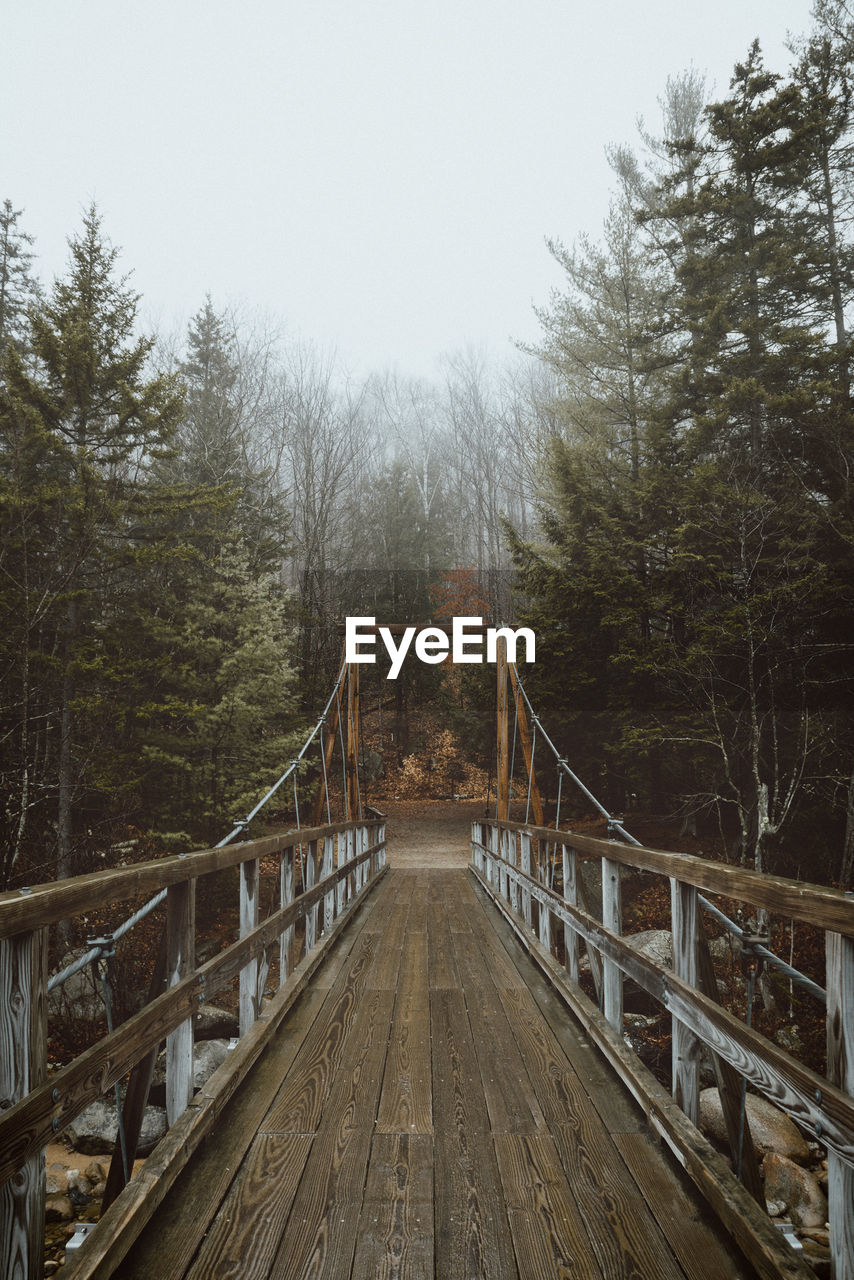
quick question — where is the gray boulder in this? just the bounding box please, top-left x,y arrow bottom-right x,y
699,1088 -> 811,1164
193,1004 -> 238,1040
624,929 -> 672,969
66,1099 -> 166,1156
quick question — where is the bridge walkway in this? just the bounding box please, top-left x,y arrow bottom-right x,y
112,868 -> 758,1280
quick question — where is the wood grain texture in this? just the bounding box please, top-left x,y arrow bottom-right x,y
827,930 -> 854,1280
267,989 -> 394,1280
491,819 -> 854,932
350,1133 -> 433,1280
376,931 -> 432,1135
494,1132 -> 601,1280
614,1131 -> 758,1280
261,929 -> 377,1133
427,900 -> 460,990
431,988 -> 517,1280
183,1133 -> 313,1280
166,880 -> 195,1124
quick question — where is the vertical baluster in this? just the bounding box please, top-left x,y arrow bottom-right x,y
304,839 -> 317,950
601,857 -> 622,1034
562,843 -> 579,983
166,881 -> 195,1122
323,835 -> 334,932
827,929 -> 854,1280
0,926 -> 47,1280
507,829 -> 519,915
538,838 -> 552,952
336,832 -> 346,917
279,847 -> 294,985
239,858 -> 259,1036
670,878 -> 700,1125
520,831 -> 532,929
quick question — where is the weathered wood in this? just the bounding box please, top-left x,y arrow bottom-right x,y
431,987 -> 517,1280
508,662 -> 544,826
473,865 -> 817,1280
322,834 -> 334,934
165,881 -> 195,1124
497,638 -> 510,820
495,818 -> 854,934
476,855 -> 854,1163
278,848 -> 294,986
62,865 -> 388,1280
0,819 -> 383,939
239,858 -> 259,1037
696,937 -> 764,1206
376,931 -> 432,1135
602,856 -> 622,1034
537,840 -> 552,952
350,1133 -> 434,1280
266,990 -> 394,1280
0,927 -> 47,1280
520,831 -> 532,928
562,843 -> 579,983
494,1131 -> 596,1280
102,929 -> 168,1212
671,877 -> 699,1125
303,840 -> 318,952
0,843 -> 383,1189
827,929 -> 854,1280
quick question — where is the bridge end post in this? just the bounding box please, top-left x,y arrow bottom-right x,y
0,926 -> 47,1280
670,878 -> 700,1127
166,881 -> 196,1124
827,929 -> 854,1280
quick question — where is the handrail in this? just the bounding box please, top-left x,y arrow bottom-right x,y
471,818 -> 854,1280
493,817 -> 854,935
0,821 -> 361,940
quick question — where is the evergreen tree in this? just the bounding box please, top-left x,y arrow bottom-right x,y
0,199 -> 39,361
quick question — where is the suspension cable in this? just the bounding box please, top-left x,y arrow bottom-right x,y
507,665 -> 827,1005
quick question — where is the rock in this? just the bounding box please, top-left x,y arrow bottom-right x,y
44,1262 -> 60,1276
765,1199 -> 786,1217
800,1238 -> 831,1278
624,929 -> 672,969
801,1228 -> 830,1247
66,1099 -> 166,1156
90,1179 -> 107,1198
763,1153 -> 828,1228
149,1038 -> 231,1106
776,1025 -> 803,1055
45,1166 -> 68,1196
193,1004 -> 238,1040
699,1089 -> 811,1163
83,1159 -> 106,1185
44,1194 -> 74,1223
66,1168 -> 90,1196
195,938 -> 220,966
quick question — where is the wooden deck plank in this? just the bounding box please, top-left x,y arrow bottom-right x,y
431,987 -> 517,1280
260,928 -> 378,1133
613,1131 -> 758,1280
375,931 -> 432,1135
365,887 -> 412,988
267,989 -> 395,1280
404,876 -> 428,933
183,1133 -> 313,1280
499,985 -> 692,1280
350,1133 -> 434,1280
452,924 -> 545,1136
494,1132 -> 603,1280
428,900 -> 461,989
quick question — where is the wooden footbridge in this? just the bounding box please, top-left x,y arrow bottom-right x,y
2,658 -> 854,1279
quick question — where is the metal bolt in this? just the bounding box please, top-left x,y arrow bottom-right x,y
815,1089 -> 822,1104
52,1087 -> 59,1104
52,1117 -> 60,1132
815,1121 -> 824,1138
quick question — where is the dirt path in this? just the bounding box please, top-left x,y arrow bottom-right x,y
379,799 -> 485,868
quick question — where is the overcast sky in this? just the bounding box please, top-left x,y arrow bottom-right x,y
3,0 -> 817,380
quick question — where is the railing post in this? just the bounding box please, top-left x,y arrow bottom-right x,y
670,878 -> 700,1126
166,880 -> 196,1123
827,929 -> 854,1280
323,835 -> 334,933
562,843 -> 579,983
538,839 -> 552,953
279,846 -> 294,986
498,827 -> 508,900
305,839 -> 318,950
336,832 -> 346,917
485,824 -> 496,884
520,831 -> 532,929
507,829 -> 519,913
0,926 -> 47,1280
239,857 -> 259,1036
602,857 -> 623,1034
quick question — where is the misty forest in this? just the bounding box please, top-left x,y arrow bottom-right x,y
3,3 -> 854,897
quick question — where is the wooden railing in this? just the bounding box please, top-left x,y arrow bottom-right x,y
0,817 -> 387,1280
471,818 -> 854,1280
